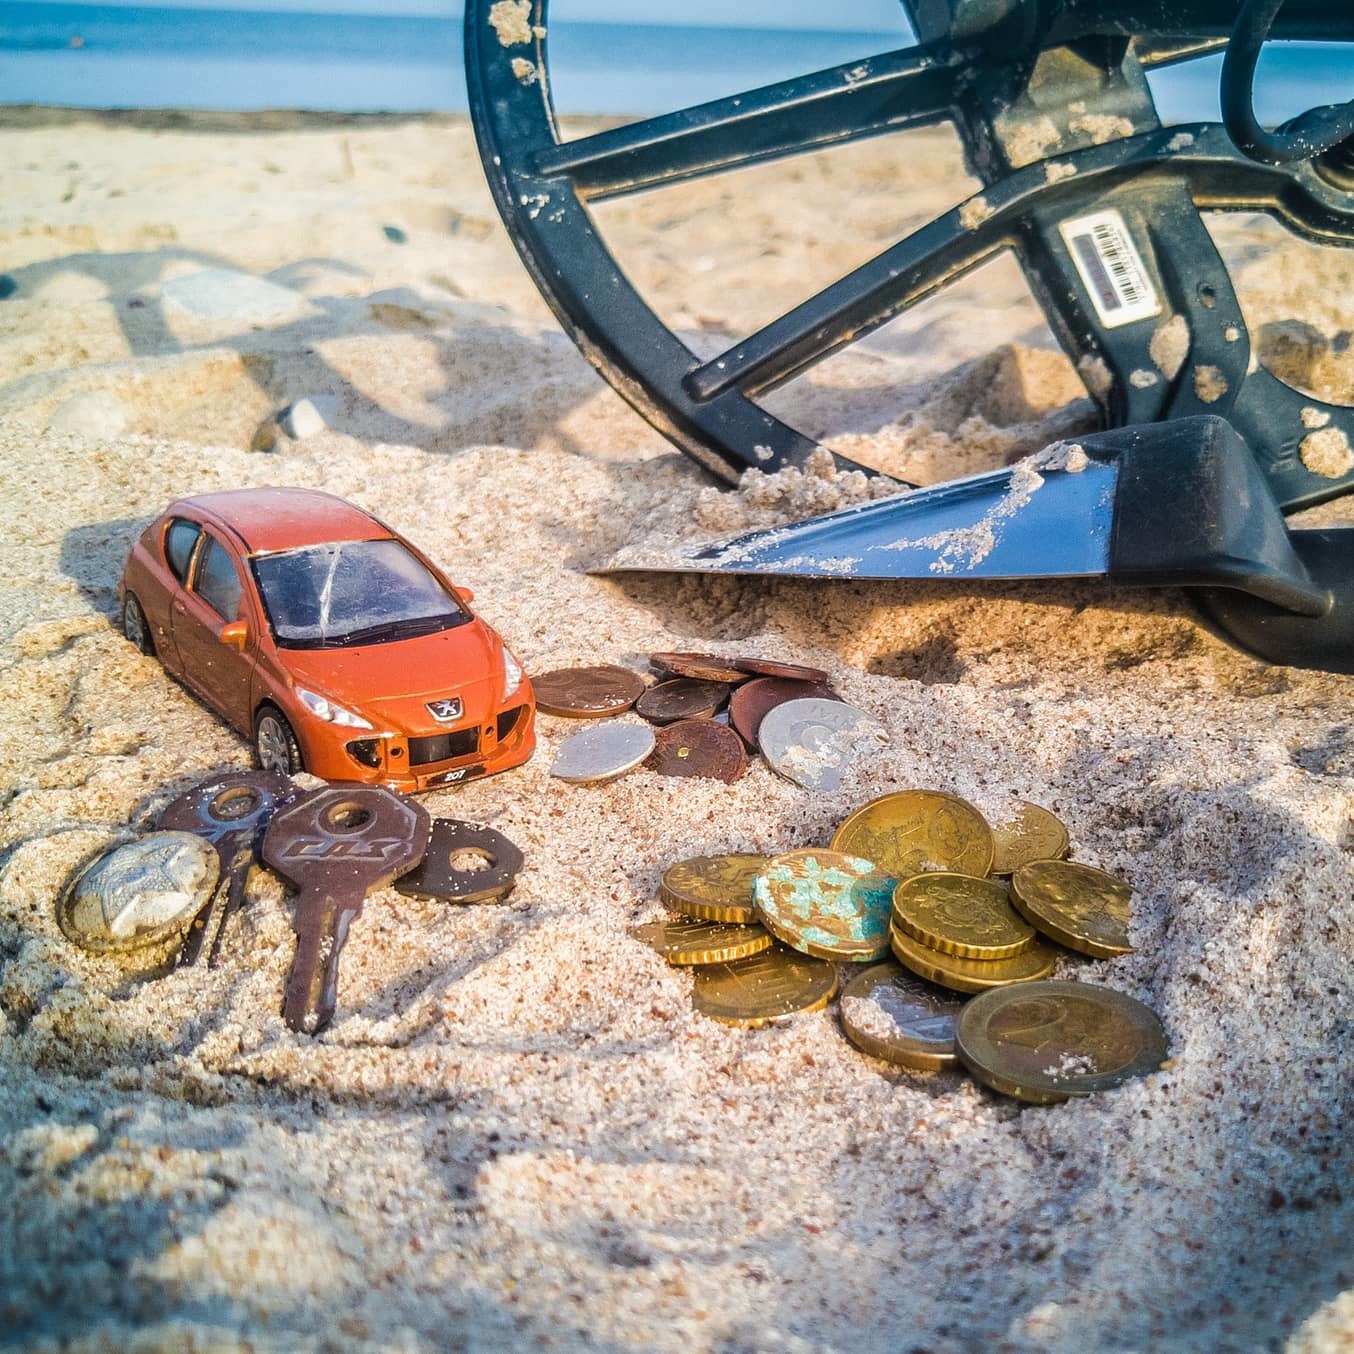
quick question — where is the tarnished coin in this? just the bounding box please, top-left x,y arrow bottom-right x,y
754,849 -> 896,962
650,651 -> 749,684
635,678 -> 729,725
892,872 -> 1036,960
660,853 -> 767,923
833,789 -> 994,879
890,923 -> 1056,994
729,676 -> 838,749
647,719 -> 747,783
551,722 -> 656,783
634,918 -> 773,965
759,697 -> 888,792
1010,859 -> 1134,958
990,801 -> 1071,875
839,962 -> 966,1071
733,657 -> 830,683
58,832 -> 220,953
533,664 -> 646,717
956,980 -> 1168,1104
692,948 -> 839,1027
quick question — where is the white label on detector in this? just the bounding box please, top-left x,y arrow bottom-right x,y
1059,209 -> 1161,329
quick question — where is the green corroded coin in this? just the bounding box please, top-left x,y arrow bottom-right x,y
753,848 -> 895,962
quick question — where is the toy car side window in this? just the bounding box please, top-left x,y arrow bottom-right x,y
164,518 -> 201,583
193,535 -> 244,622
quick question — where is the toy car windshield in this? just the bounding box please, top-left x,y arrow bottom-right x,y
250,539 -> 470,649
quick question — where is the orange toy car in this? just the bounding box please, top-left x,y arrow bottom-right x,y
118,487 -> 535,791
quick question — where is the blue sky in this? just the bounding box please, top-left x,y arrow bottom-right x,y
25,0 -> 909,29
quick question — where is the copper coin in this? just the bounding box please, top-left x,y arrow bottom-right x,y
647,719 -> 747,783
532,664 -> 646,717
729,676 -> 839,749
650,651 -> 749,684
635,678 -> 729,725
733,657 -> 830,684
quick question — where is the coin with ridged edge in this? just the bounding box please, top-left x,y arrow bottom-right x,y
889,923 -> 1056,994
990,801 -> 1071,875
660,853 -> 767,923
833,789 -> 994,880
759,698 -> 889,792
532,664 -> 646,717
839,962 -> 965,1071
58,832 -> 220,953
692,948 -> 839,1026
634,918 -> 773,965
551,722 -> 656,783
956,980 -> 1168,1104
892,872 -> 1036,960
1010,859 -> 1134,958
635,678 -> 729,725
754,849 -> 895,962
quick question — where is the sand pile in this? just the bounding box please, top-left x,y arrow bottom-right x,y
1,112 -> 1352,1353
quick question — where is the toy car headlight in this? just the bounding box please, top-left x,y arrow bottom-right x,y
501,646 -> 524,701
296,687 -> 373,730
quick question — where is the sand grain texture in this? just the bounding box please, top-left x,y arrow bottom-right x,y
1,112 -> 1352,1353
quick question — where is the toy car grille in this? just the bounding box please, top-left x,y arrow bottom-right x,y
408,729 -> 480,766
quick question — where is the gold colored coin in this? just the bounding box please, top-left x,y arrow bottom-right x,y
889,924 -> 1056,994
1010,859 -> 1134,958
990,801 -> 1071,875
659,853 -> 767,923
955,980 -> 1168,1104
692,948 -> 839,1026
839,962 -> 965,1071
753,849 -> 895,962
891,872 -> 1036,960
832,789 -> 994,880
633,918 -> 773,965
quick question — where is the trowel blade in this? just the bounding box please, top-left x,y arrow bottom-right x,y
602,451 -> 1118,582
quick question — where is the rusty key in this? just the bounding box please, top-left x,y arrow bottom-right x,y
262,786 -> 430,1035
157,769 -> 299,967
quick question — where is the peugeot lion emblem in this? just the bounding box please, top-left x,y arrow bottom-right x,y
426,697 -> 463,724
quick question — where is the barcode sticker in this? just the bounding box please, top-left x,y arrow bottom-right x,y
1059,209 -> 1161,329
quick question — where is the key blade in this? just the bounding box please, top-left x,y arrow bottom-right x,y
284,892 -> 354,1034
599,451 -> 1117,582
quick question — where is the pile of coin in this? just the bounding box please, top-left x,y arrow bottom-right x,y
644,790 -> 1167,1104
540,652 -> 888,789
58,775 -> 525,1037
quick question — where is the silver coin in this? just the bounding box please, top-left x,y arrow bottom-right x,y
550,722 -> 657,783
757,697 -> 888,791
58,831 -> 220,953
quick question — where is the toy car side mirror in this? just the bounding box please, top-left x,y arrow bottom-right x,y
219,620 -> 249,652
457,586 -> 475,604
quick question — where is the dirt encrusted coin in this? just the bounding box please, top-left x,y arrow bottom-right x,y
732,656 -> 830,683
839,962 -> 966,1071
955,980 -> 1168,1104
758,698 -> 889,792
1011,859 -> 1135,958
635,677 -> 729,725
650,651 -> 748,684
990,801 -> 1071,875
754,849 -> 896,962
533,664 -> 646,717
729,676 -> 839,749
59,832 -> 220,953
892,872 -> 1036,960
692,948 -> 839,1027
660,853 -> 767,923
551,722 -> 656,783
889,923 -> 1056,994
634,918 -> 773,965
833,789 -> 994,879
647,719 -> 747,782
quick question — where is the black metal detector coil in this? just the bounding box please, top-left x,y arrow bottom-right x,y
466,0 -> 1354,512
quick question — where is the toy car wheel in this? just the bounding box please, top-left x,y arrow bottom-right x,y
254,706 -> 303,776
122,594 -> 154,655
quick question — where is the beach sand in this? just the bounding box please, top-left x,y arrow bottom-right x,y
0,109 -> 1352,1352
